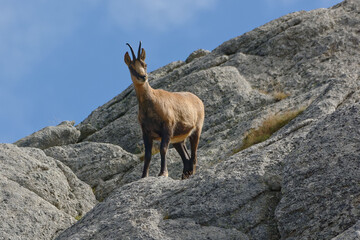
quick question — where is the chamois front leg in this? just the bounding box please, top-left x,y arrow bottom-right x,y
142,133 -> 153,178
158,128 -> 172,177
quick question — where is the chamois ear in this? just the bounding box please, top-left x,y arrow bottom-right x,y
140,48 -> 146,61
124,52 -> 131,66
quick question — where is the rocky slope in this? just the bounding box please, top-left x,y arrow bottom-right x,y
0,144 -> 96,239
1,0 -> 359,239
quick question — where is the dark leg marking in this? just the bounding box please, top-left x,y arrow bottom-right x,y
142,134 -> 153,178
173,141 -> 192,179
159,130 -> 171,177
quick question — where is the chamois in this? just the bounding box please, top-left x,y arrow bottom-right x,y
124,42 -> 205,179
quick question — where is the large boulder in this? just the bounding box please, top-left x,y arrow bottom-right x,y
0,144 -> 97,239
275,103 -> 360,239
14,121 -> 80,150
0,174 -> 73,240
185,49 -> 211,63
44,142 -> 140,201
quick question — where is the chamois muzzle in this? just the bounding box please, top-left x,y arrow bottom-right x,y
129,65 -> 147,82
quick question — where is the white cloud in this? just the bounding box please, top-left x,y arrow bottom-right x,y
107,0 -> 217,31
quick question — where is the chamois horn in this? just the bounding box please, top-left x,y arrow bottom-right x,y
137,41 -> 142,60
126,43 -> 136,60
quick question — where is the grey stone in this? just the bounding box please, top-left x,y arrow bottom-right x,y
14,121 -> 81,150
0,144 -> 96,239
56,177 -> 250,240
332,220 -> 360,240
185,49 -> 211,63
76,123 -> 97,141
275,103 -> 360,240
0,174 -> 74,240
44,142 -> 140,201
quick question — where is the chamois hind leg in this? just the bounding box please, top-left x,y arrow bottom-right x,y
173,141 -> 191,179
183,129 -> 201,179
142,134 -> 153,178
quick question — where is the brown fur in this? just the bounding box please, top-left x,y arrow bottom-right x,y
124,42 -> 204,179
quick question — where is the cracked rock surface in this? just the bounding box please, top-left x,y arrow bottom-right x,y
4,0 -> 360,239
44,142 -> 140,201
0,144 -> 96,239
14,121 -> 80,150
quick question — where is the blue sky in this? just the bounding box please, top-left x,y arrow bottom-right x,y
0,0 -> 342,143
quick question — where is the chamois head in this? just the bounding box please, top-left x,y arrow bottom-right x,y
124,41 -> 147,83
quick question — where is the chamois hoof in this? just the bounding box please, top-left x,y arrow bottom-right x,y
181,171 -> 193,180
158,171 -> 168,177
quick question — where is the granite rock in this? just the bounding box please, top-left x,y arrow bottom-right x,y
44,142 -> 140,201
0,144 -> 96,239
14,121 -> 80,150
